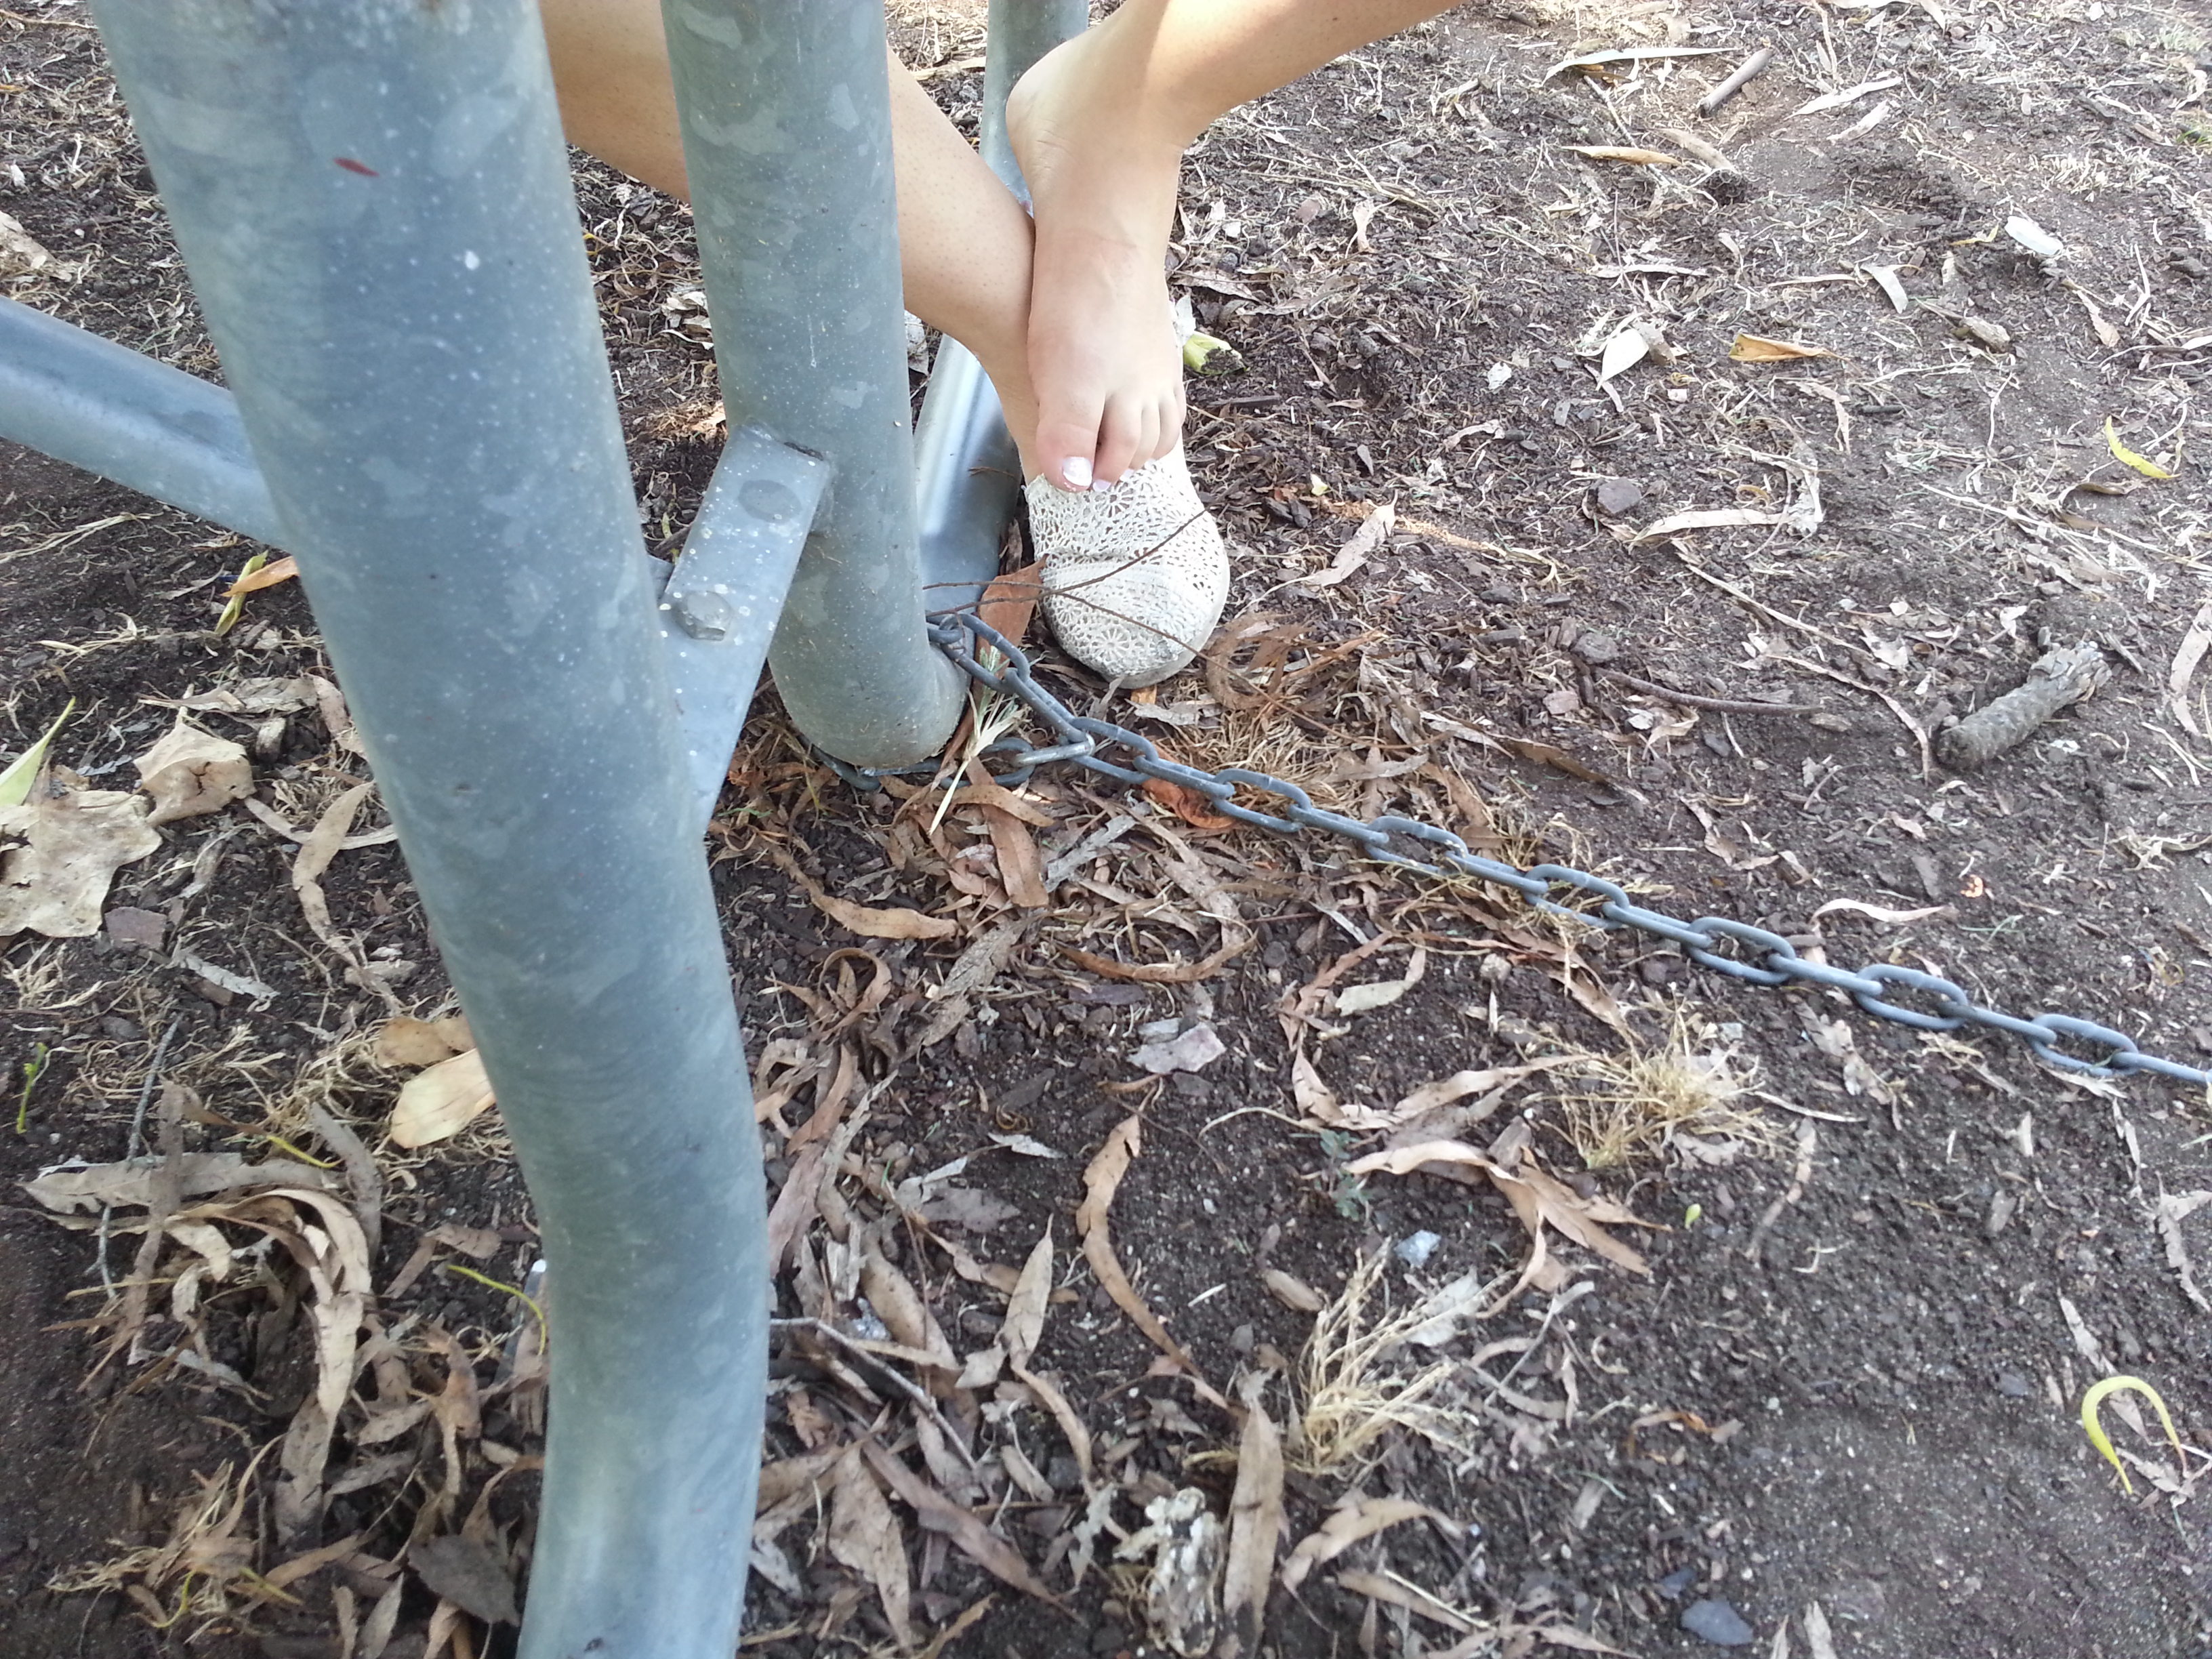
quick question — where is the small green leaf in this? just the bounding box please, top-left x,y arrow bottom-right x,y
16,1042 -> 50,1135
0,698 -> 75,808
213,551 -> 268,636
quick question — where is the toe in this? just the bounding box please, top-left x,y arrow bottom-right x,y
1094,397 -> 1145,488
1132,401 -> 1164,474
1034,401 -> 1104,493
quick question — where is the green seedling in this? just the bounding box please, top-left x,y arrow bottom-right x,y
0,697 -> 75,808
2081,1374 -> 2185,1494
15,1043 -> 49,1135
213,550 -> 268,636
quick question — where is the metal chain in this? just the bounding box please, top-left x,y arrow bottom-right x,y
842,612 -> 2211,1088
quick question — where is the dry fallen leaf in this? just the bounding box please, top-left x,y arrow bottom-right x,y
1631,506 -> 1789,543
1809,897 -> 1952,926
0,786 -> 161,939
1261,1268 -> 1326,1313
977,559 -> 1044,650
1062,933 -> 1252,985
22,1153 -> 334,1213
1078,1116 -> 1227,1408
135,718 -> 253,825
388,1049 -> 495,1148
1594,323 -> 1650,387
829,1450 -> 916,1647
858,1440 -> 1063,1605
0,208 -> 54,277
1334,1569 -> 1480,1635
222,554 -> 300,597
373,1016 -> 475,1069
1389,1060 -> 1572,1124
1335,947 -> 1427,1017
1216,1374 -> 1285,1659
1563,144 -> 1683,165
1729,334 -> 1835,362
2168,600 -> 2212,738
1348,1141 -> 1654,1277
1296,500 -> 1394,590
1282,1497 -> 1446,1593
818,891 -> 958,940
762,842 -> 957,939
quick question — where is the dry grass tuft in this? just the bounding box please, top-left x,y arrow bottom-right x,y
1294,1249 -> 1479,1475
1558,1004 -> 1781,1169
49,1450 -> 270,1638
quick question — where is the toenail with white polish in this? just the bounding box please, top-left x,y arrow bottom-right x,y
1061,457 -> 1092,490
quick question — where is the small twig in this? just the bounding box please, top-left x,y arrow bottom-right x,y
1602,668 -> 1816,715
1772,652 -> 1933,777
126,1018 -> 183,1161
1745,1122 -> 1817,1263
770,1317 -> 979,1471
1698,45 -> 1774,117
99,1018 -> 182,1298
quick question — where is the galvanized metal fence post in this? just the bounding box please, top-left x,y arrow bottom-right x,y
85,3 -> 769,1654
663,0 -> 966,768
912,0 -> 1089,615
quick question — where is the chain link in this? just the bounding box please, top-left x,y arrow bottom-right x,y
840,612 -> 2207,1089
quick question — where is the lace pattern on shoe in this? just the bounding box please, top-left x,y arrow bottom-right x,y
1025,447 -> 1229,687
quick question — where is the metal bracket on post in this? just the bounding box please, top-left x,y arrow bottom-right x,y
663,0 -> 964,770
653,426 -> 830,834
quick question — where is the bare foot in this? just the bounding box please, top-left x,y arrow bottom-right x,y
1006,24 -> 1189,493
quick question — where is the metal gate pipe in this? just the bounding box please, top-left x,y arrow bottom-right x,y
909,0 -> 1089,615
87,4 -> 768,1655
0,295 -> 283,548
979,0 -> 1090,195
663,0 -> 965,768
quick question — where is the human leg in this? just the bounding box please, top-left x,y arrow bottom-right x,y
1009,0 -> 1456,491
537,0 -> 1047,477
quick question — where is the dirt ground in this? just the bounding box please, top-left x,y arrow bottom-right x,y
5,0 -> 2212,1656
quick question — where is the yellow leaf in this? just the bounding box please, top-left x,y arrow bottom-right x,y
2081,1374 -> 2184,1494
2104,417 -> 2175,480
1730,334 -> 1835,362
1565,144 -> 1683,166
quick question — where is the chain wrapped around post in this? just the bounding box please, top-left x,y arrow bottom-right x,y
839,611 -> 2208,1090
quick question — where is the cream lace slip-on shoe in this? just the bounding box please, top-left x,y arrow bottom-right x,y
1024,447 -> 1230,687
